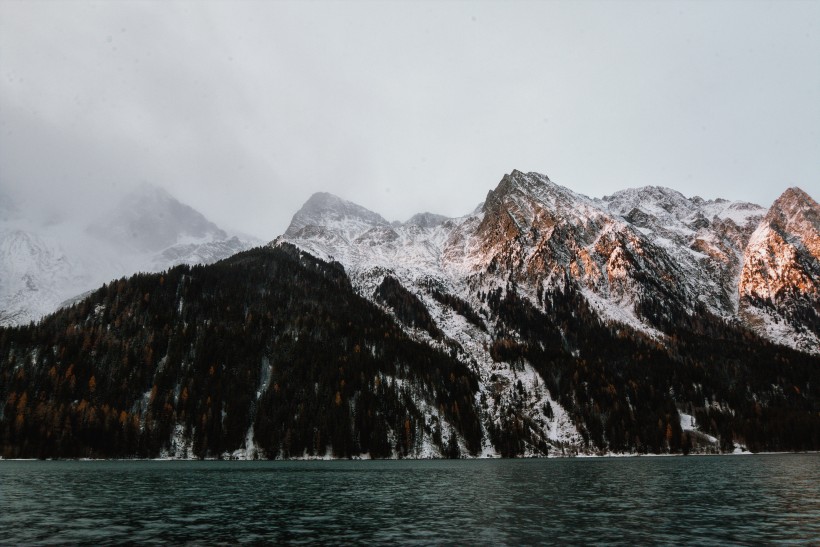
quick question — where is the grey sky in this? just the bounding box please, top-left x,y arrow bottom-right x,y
1,0 -> 818,239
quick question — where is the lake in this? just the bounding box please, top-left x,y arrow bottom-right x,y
1,455 -> 818,545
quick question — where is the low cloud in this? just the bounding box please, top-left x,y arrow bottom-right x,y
2,1 -> 818,238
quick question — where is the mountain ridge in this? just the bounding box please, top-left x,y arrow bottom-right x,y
279,171 -> 816,353
2,171 -> 818,460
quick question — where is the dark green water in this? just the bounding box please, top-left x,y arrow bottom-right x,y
1,455 -> 818,545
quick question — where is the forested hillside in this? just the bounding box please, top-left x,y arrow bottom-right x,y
1,244 -> 819,459
0,245 -> 481,459
482,281 -> 820,454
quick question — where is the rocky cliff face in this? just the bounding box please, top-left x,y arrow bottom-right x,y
457,171 -> 691,335
600,185 -> 765,316
281,170 -> 814,353
739,188 -> 820,352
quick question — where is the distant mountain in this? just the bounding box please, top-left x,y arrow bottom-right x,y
87,184 -> 229,253
0,228 -> 77,326
0,184 -> 259,326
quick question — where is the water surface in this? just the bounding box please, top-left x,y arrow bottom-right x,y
1,455 -> 818,544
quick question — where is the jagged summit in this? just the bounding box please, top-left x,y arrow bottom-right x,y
776,186 -> 816,207
278,170 -> 817,354
405,212 -> 450,228
749,186 -> 819,261
279,190 -> 458,280
284,192 -> 389,239
601,185 -> 765,228
768,186 -> 817,221
603,186 -> 691,215
476,170 -> 603,248
740,186 -> 820,350
483,170 -> 555,214
765,187 -> 819,241
605,185 -> 687,201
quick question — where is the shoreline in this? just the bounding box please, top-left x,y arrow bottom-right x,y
2,450 -> 818,462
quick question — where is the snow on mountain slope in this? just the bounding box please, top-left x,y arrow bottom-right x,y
739,187 -> 820,353
283,172 -> 685,335
278,170 -> 818,370
277,191 -> 462,297
278,185 -> 584,454
269,172 -> 820,452
0,228 -> 74,325
0,184 -> 259,326
279,172 -> 697,453
457,171 -> 693,332
154,236 -> 252,270
600,186 -> 765,315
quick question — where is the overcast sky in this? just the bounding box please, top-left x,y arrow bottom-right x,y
1,0 -> 818,239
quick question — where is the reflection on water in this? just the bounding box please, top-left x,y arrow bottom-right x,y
1,455 -> 819,545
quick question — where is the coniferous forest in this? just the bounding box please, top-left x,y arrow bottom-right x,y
1,244 -> 818,459
0,246 -> 481,459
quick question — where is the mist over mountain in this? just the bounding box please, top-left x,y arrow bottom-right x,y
0,184 -> 259,326
1,170 -> 818,460
87,184 -> 229,253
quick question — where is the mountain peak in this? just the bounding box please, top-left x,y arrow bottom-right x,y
284,192 -> 388,238
504,169 -> 552,189
602,185 -> 692,212
740,185 -> 819,352
483,170 -> 556,215
2,183 -> 253,326
764,186 -> 819,236
277,172 -> 816,354
405,212 -> 450,228
302,191 -> 349,209
88,184 -> 226,253
771,186 -> 817,212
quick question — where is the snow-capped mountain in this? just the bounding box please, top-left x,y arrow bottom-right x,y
0,184 -> 259,326
280,170 -> 817,357
599,186 -> 765,315
3,171 -> 818,460
281,191 -> 458,285
270,170 -> 818,455
0,228 -> 76,326
280,171 -> 813,344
